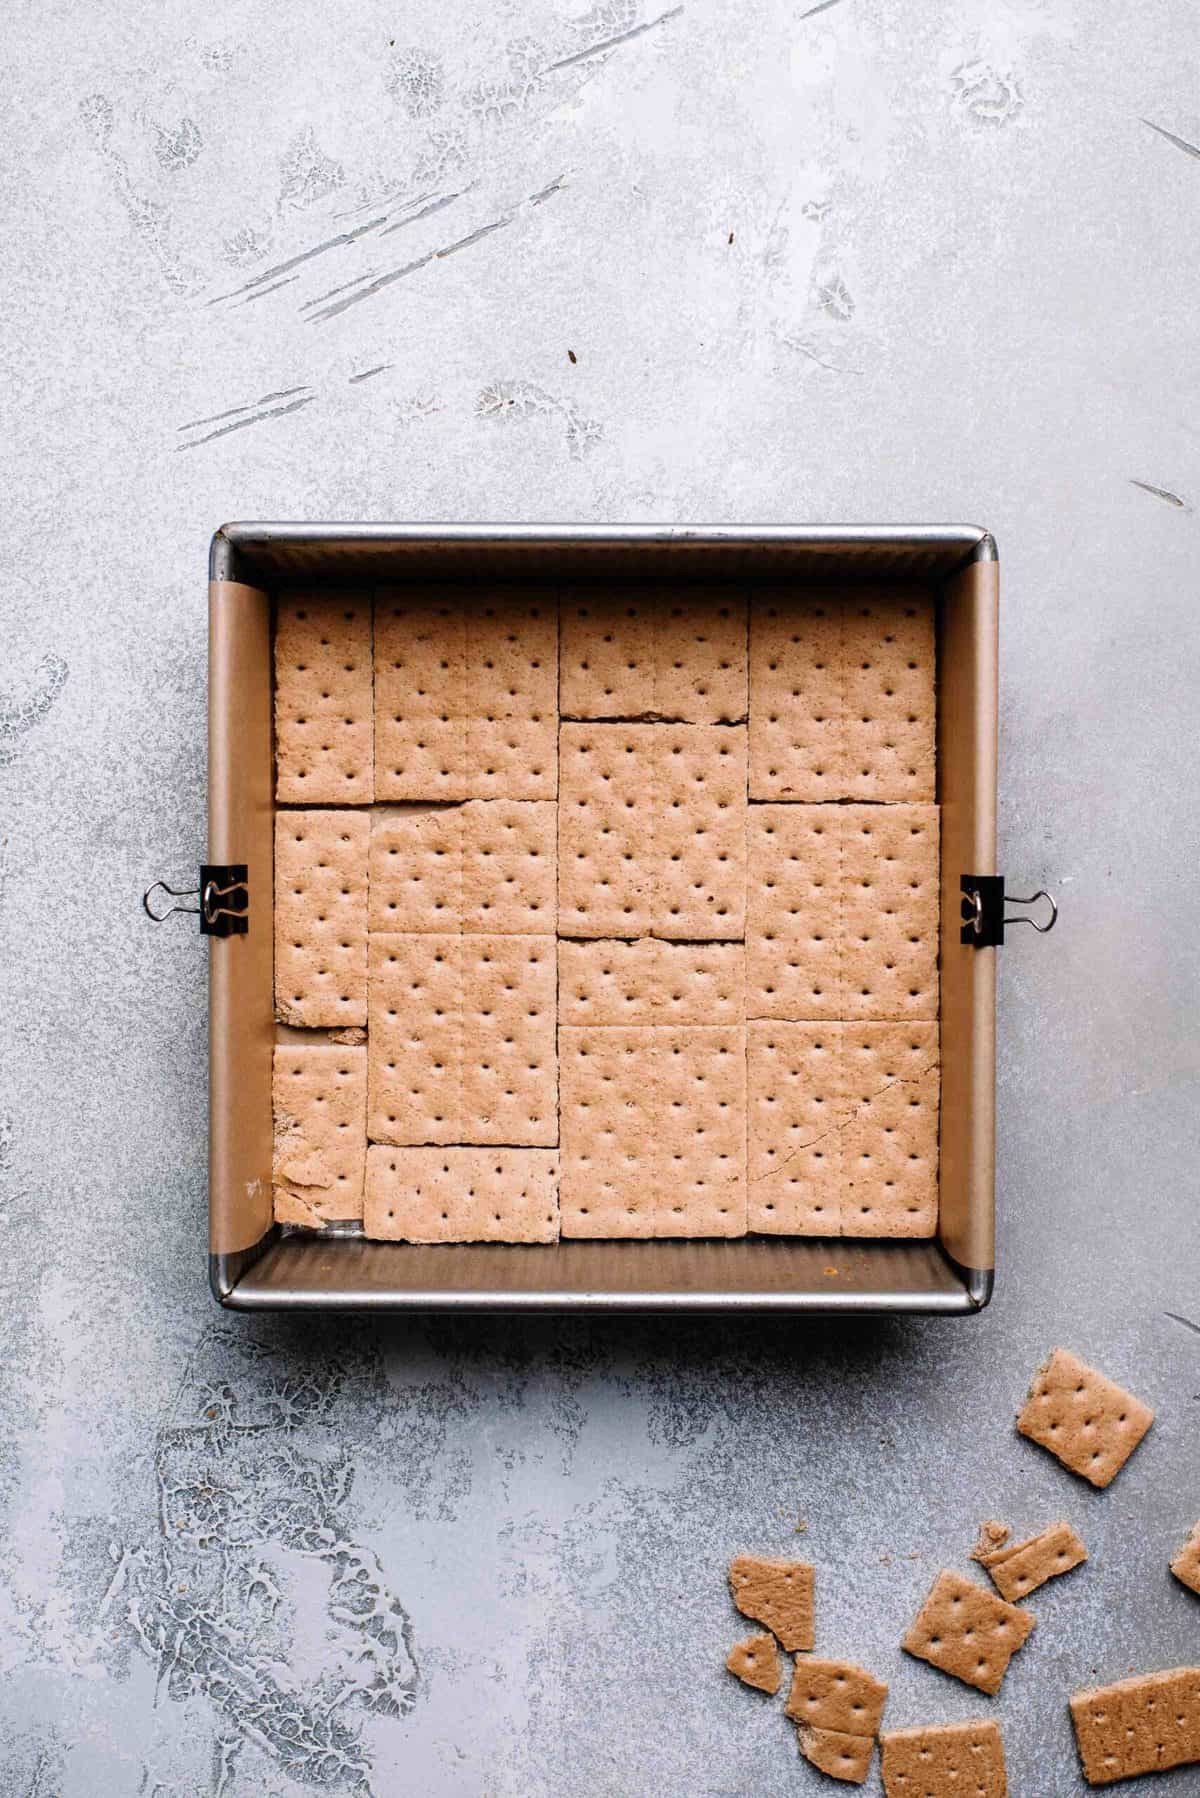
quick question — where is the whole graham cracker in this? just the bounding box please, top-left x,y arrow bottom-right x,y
1016,1348 -> 1154,1489
374,598 -> 468,800
974,1520 -> 1087,1603
367,934 -> 463,1144
272,1044 -> 367,1225
841,1022 -> 939,1238
1171,1521 -> 1200,1597
559,1026 -> 658,1237
363,1146 -> 559,1242
1069,1666 -> 1200,1786
840,805 -> 939,1022
274,594 -> 374,804
558,940 -> 745,1029
369,806 -> 462,934
559,591 -> 747,723
797,1728 -> 875,1786
785,1658 -> 888,1737
465,598 -> 557,800
747,1022 -> 848,1235
725,1632 -> 781,1695
728,1555 -> 815,1652
460,935 -> 557,1146
749,593 -> 845,800
880,1720 -> 1007,1797
274,811 -> 369,1028
901,1570 -> 1034,1696
842,593 -> 935,802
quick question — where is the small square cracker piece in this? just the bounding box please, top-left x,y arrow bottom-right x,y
1069,1666 -> 1200,1786
901,1570 -> 1034,1696
725,1632 -> 780,1696
785,1658 -> 888,1736
1171,1521 -> 1200,1597
880,1720 -> 1007,1798
975,1520 -> 1087,1603
1016,1348 -> 1154,1489
798,1728 -> 875,1786
274,594 -> 373,804
728,1555 -> 814,1652
273,1045 -> 367,1225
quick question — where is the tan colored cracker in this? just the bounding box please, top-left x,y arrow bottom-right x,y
272,1044 -> 367,1225
747,805 -> 842,1020
970,1520 -> 1012,1562
558,724 -> 658,937
976,1520 -> 1087,1603
901,1570 -> 1034,1696
655,1025 -> 746,1237
798,1728 -> 875,1786
725,1632 -> 781,1696
557,940 -> 744,1028
655,724 -> 746,938
363,1146 -> 558,1242
465,598 -> 557,800
1171,1521 -> 1200,1597
654,942 -> 745,1026
559,595 -> 657,718
880,1720 -> 1007,1797
842,591 -> 935,802
655,596 -> 747,722
785,1658 -> 888,1736
841,1021 -> 939,1238
559,592 -> 746,722
1016,1348 -> 1154,1489
840,805 -> 939,1022
559,1026 -> 657,1237
369,807 -> 462,934
1070,1666 -> 1200,1786
747,1022 -> 847,1235
274,811 -> 369,1027
728,1555 -> 815,1652
749,593 -> 844,800
274,595 -> 374,804
374,598 -> 467,800
460,936 -> 557,1146
367,934 -> 463,1144
461,799 -> 556,933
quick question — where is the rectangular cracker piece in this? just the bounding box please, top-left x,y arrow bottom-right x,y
655,942 -> 745,1027
558,939 -> 663,1026
654,724 -> 746,938
840,804 -> 939,1022
785,1659 -> 888,1736
901,1570 -> 1034,1695
558,724 -> 658,936
842,589 -> 935,802
881,1721 -> 1007,1798
374,597 -> 468,800
364,1146 -> 559,1242
798,1728 -> 874,1786
461,799 -> 556,934
978,1520 -> 1087,1603
559,594 -> 657,718
749,592 -> 844,800
655,593 -> 747,722
274,811 -> 369,1027
367,934 -> 463,1144
747,805 -> 842,1020
559,1026 -> 658,1237
1016,1348 -> 1155,1488
274,594 -> 374,803
728,1555 -> 815,1652
466,598 -> 557,799
273,1044 -> 367,1225
460,935 -> 557,1146
369,806 -> 463,934
841,1021 -> 939,1238
654,1025 -> 746,1237
747,1022 -> 847,1235
1171,1521 -> 1200,1596
1070,1667 -> 1200,1786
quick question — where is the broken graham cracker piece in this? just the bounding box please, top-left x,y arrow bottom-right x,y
558,1026 -> 657,1238
274,593 -> 374,804
901,1570 -> 1034,1695
841,1022 -> 939,1238
725,1632 -> 781,1696
974,1520 -> 1087,1603
461,798 -> 556,933
374,597 -> 468,801
557,940 -> 745,1029
749,591 -> 845,800
1070,1666 -> 1200,1786
274,811 -> 369,1027
368,934 -> 463,1144
841,590 -> 935,802
728,1555 -> 814,1652
747,804 -> 842,1021
656,724 -> 746,937
747,1022 -> 847,1235
880,1720 -> 1007,1798
272,1044 -> 367,1225
1171,1521 -> 1200,1597
798,1728 -> 875,1786
559,591 -> 747,723
460,935 -> 557,1146
1016,1348 -> 1154,1489
363,1146 -> 558,1242
466,597 -> 557,800
369,806 -> 463,934
655,1024 -> 746,1238
786,1659 -> 888,1736
840,804 -> 939,1023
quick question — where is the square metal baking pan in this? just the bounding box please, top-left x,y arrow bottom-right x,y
207,523 -> 998,1314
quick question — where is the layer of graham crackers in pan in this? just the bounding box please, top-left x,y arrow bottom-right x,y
269,584 -> 942,1242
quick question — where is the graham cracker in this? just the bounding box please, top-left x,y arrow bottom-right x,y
657,596 -> 748,723
558,725 -> 658,937
1170,1521 -> 1200,1597
558,940 -> 745,1028
367,933 -> 464,1143
1070,1667 -> 1200,1786
363,1145 -> 559,1242
1016,1348 -> 1154,1489
559,592 -> 747,722
974,1520 -> 1087,1603
559,1026 -> 657,1237
798,1728 -> 875,1786
749,593 -> 844,800
842,592 -> 936,802
466,598 -> 557,800
747,1022 -> 847,1235
841,1022 -> 939,1238
840,805 -> 939,1022
461,798 -> 556,933
728,1555 -> 815,1652
901,1570 -> 1034,1696
747,805 -> 842,1020
655,942 -> 745,1026
655,1025 -> 747,1237
785,1658 -> 888,1736
374,598 -> 468,800
655,724 -> 746,937
460,935 -> 557,1146
369,807 -> 462,934
725,1632 -> 781,1696
272,1044 -> 367,1225
274,594 -> 374,804
880,1720 -> 1007,1798
274,811 -> 369,1027
559,596 -> 657,718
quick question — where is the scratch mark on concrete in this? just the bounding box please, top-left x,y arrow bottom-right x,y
349,365 -> 392,384
1130,478 -> 1190,510
0,653 -> 69,768
208,214 -> 391,305
1165,1311 -> 1200,1337
436,215 -> 511,260
1142,118 -> 1200,162
301,270 -> 381,311
378,187 -> 470,237
799,0 -> 842,18
236,274 -> 300,303
178,387 -> 310,431
788,339 -> 863,375
545,5 -> 683,71
176,395 -> 316,451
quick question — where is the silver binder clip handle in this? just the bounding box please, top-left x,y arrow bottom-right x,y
1004,890 -> 1058,934
143,879 -> 201,922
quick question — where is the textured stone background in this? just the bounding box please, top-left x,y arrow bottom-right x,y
2,0 -> 1199,1791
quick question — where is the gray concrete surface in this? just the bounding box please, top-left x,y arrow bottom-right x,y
2,0 -> 1199,1791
